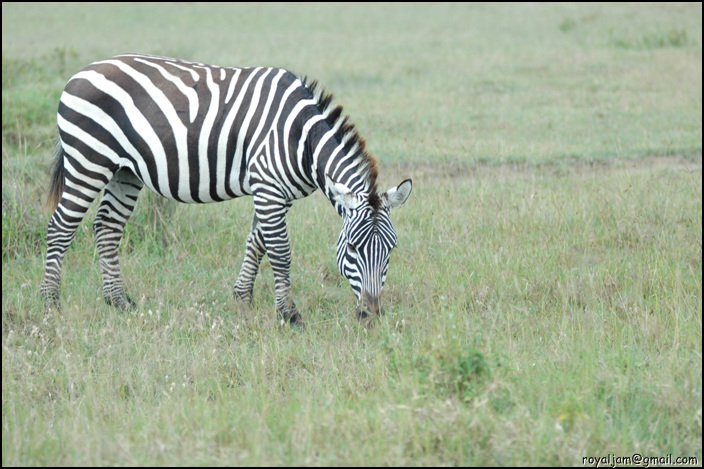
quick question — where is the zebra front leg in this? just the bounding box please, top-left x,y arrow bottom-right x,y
94,169 -> 143,310
233,214 -> 267,304
253,198 -> 303,325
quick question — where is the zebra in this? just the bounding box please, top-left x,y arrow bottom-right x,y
40,53 -> 412,325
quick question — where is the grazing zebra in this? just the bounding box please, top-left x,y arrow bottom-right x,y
40,53 -> 412,325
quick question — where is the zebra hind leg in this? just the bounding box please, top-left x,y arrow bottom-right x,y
94,169 -> 144,310
41,151 -> 111,312
41,203 -> 92,312
233,214 -> 267,304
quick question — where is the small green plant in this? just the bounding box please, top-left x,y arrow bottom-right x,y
559,17 -> 577,33
556,394 -> 590,433
442,347 -> 492,402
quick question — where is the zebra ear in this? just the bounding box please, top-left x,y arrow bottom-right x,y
326,174 -> 361,211
383,179 -> 413,210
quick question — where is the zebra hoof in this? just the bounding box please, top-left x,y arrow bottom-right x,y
278,307 -> 305,328
233,289 -> 253,304
355,305 -> 377,328
105,293 -> 137,311
287,313 -> 305,328
43,298 -> 61,314
40,288 -> 62,313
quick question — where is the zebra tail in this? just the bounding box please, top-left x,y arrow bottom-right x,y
44,139 -> 65,214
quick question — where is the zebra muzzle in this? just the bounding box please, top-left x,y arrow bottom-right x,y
356,292 -> 381,320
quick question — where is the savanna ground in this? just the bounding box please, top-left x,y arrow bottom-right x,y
2,2 -> 702,466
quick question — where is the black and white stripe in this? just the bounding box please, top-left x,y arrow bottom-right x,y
40,53 -> 412,324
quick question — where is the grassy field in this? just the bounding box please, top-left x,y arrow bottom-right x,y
2,2 -> 702,466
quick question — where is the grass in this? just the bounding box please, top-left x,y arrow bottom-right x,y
2,2 -> 702,466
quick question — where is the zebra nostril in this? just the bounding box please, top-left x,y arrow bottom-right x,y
355,303 -> 374,322
360,293 -> 380,316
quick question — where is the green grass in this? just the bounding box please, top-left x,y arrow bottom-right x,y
2,2 -> 702,466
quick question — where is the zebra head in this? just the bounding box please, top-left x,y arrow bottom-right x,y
326,175 -> 412,321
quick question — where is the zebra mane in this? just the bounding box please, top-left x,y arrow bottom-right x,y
302,77 -> 380,204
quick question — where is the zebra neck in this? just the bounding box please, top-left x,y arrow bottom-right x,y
296,79 -> 379,215
308,131 -> 379,217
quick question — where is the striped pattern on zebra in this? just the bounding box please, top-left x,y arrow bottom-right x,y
40,53 -> 412,325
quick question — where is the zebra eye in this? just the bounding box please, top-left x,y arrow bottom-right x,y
347,243 -> 357,253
